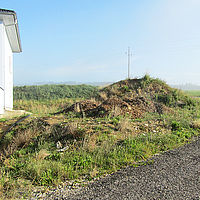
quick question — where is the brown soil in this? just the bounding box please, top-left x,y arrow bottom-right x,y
55,77 -> 180,119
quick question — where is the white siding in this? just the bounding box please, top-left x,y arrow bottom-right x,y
4,24 -> 13,110
0,20 -> 13,114
0,21 -> 4,114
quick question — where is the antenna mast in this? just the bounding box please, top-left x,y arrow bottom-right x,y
126,47 -> 132,79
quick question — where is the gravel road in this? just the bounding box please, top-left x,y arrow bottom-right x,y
36,137 -> 200,200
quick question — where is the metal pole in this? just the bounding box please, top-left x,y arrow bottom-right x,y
128,47 -> 130,79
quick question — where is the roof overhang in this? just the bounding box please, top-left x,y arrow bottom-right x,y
0,9 -> 22,53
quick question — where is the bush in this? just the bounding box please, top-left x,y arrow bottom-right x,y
14,84 -> 99,100
171,121 -> 181,131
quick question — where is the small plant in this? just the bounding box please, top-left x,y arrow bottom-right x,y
171,121 -> 181,131
140,74 -> 152,88
36,149 -> 50,160
123,85 -> 130,92
109,106 -> 122,118
117,117 -> 133,136
192,119 -> 200,129
99,92 -> 108,101
0,118 -> 7,122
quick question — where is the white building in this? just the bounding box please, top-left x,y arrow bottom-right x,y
0,9 -> 22,115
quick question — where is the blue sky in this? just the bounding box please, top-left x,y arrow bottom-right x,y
1,0 -> 200,85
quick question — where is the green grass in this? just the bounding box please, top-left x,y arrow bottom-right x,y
1,127 -> 199,198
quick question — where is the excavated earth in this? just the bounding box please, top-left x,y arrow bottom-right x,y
55,78 -> 179,119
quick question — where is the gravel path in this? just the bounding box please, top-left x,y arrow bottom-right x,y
35,137 -> 200,200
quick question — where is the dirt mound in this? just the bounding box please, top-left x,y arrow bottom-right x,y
55,100 -> 100,115
86,96 -> 134,117
56,75 -> 196,118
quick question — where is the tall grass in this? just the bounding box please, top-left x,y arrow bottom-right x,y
13,98 -> 80,116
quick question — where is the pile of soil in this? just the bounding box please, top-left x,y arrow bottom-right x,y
56,76 -> 194,118
55,100 -> 100,116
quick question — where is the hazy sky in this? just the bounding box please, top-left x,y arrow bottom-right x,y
1,0 -> 200,85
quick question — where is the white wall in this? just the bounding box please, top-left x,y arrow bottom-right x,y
0,20 -> 13,114
0,21 -> 5,114
4,23 -> 13,110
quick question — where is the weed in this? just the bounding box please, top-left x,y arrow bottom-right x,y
36,149 -> 50,160
0,118 -> 7,122
192,119 -> 200,129
171,121 -> 181,131
86,134 -> 97,152
117,117 -> 133,136
109,106 -> 122,118
99,92 -> 108,101
140,74 -> 152,88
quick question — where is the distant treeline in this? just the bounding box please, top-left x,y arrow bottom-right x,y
14,84 -> 99,100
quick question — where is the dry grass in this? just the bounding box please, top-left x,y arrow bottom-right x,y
51,121 -> 85,142
117,117 -> 136,139
3,129 -> 36,156
118,118 -> 131,132
192,119 -> 200,129
2,120 -> 50,156
14,99 -> 75,116
90,166 -> 98,178
67,122 -> 79,135
90,97 -> 97,102
110,106 -> 122,117
110,86 -> 119,95
87,134 -> 97,152
36,149 -> 50,160
99,92 -> 108,101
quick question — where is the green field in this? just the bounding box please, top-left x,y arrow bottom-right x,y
184,90 -> 200,97
14,84 -> 99,100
